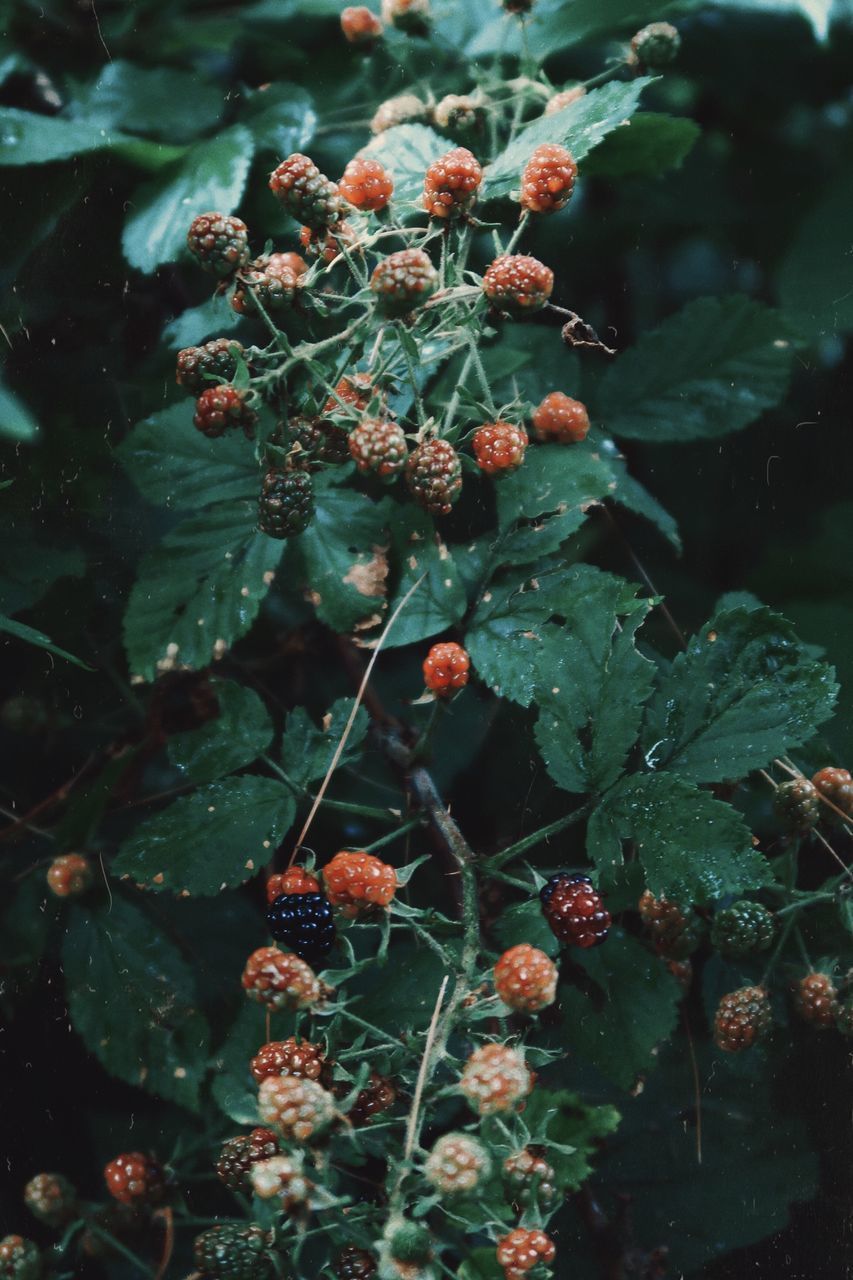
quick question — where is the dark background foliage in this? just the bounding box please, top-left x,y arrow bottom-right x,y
1,1 -> 851,1276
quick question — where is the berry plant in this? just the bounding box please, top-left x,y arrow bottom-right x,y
2,1 -> 852,1278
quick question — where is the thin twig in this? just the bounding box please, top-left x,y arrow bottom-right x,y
403,975 -> 449,1163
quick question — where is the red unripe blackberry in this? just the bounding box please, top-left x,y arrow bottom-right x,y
713,986 -> 771,1052
494,943 -> 557,1012
631,21 -> 681,68
422,147 -> 483,219
324,373 -> 375,415
520,143 -> 577,214
531,391 -> 590,443
249,1155 -> 311,1208
667,958 -> 693,990
371,93 -> 427,134
774,778 -> 820,831
794,973 -> 840,1028
638,890 -> 701,959
266,867 -> 320,903
187,212 -> 250,278
336,1246 -> 378,1279
300,220 -> 360,263
340,157 -> 394,211
472,420 -> 528,475
23,1173 -> 77,1227
460,1043 -> 533,1115
46,853 -> 92,899
241,946 -> 321,1011
258,470 -> 314,539
250,1037 -> 328,1085
275,251 -> 309,277
176,338 -> 245,396
405,438 -> 462,514
193,1224 -> 271,1280
103,1152 -> 166,1207
341,6 -> 383,44
503,1149 -> 556,1206
483,254 -> 554,314
193,385 -> 257,439
541,873 -> 610,948
322,850 -> 397,917
496,1228 -> 556,1279
370,248 -> 438,316
433,94 -> 484,134
269,154 -> 346,229
258,1075 -> 336,1142
290,414 -> 349,466
349,418 -> 409,477
0,1238 -> 40,1280
215,1129 -> 279,1191
423,641 -> 469,695
811,767 -> 853,815
545,85 -> 586,115
232,255 -> 300,315
347,1072 -> 397,1126
381,0 -> 430,33
424,1133 -> 490,1195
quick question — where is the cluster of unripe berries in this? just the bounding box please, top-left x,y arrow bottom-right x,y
774,766 -> 853,830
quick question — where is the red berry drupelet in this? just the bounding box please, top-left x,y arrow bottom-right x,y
194,385 -> 257,439
341,6 -> 383,44
811,766 -> 853,815
503,1149 -> 557,1206
423,641 -> 470,696
336,1246 -> 378,1279
472,420 -> 528,475
459,1043 -> 533,1115
370,248 -> 438,316
381,0 -> 430,33
496,1228 -> 556,1280
532,391 -> 590,443
187,212 -> 250,278
23,1173 -> 77,1227
483,254 -> 554,314
324,373 -> 375,415
322,850 -> 397,917
541,873 -> 611,948
794,973 -> 840,1028
216,1129 -> 279,1191
0,1238 -> 40,1280
258,470 -> 314,539
269,154 -> 347,230
494,943 -> 558,1013
405,438 -> 463,515
349,418 -> 408,478
241,946 -> 322,1011
249,1155 -> 311,1208
713,986 -> 772,1052
774,778 -> 820,832
290,414 -> 349,467
258,1075 -> 336,1142
46,853 -> 92,898
339,157 -> 394,211
638,890 -> 701,959
545,85 -> 586,114
424,1133 -> 490,1195
176,338 -> 245,395
300,220 -> 359,264
520,143 -> 578,214
232,255 -> 300,316
266,867 -> 320,902
423,147 -> 483,219
193,1224 -> 271,1280
347,1072 -> 398,1126
250,1037 -> 328,1085
103,1152 -> 166,1207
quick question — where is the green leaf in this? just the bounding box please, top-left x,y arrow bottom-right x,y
169,680 -> 274,785
778,158 -> 853,339
492,901 -> 559,957
280,697 -> 369,790
0,525 -> 85,615
122,125 -> 254,273
162,296 -> 245,350
533,572 -> 655,794
123,502 -> 282,682
62,896 -> 210,1108
113,776 -> 295,895
582,112 -> 700,178
294,477 -> 393,633
380,508 -> 467,649
118,403 -> 257,510
482,78 -> 655,202
609,468 -> 681,550
0,377 -> 38,442
494,440 -> 618,560
0,614 -> 92,669
642,605 -> 838,783
597,295 -> 794,442
359,123 -> 449,207
241,82 -> 316,154
523,1089 -> 621,1189
556,930 -> 681,1090
587,772 -> 770,903
710,0 -> 833,40
458,1250 -> 503,1280
70,61 -> 224,144
211,1000 -> 269,1124
0,106 -> 118,165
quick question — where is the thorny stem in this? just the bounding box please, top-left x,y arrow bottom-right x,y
486,802 -> 594,871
